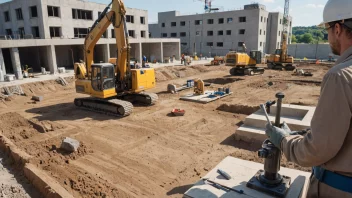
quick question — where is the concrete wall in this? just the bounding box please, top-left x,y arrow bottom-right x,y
162,42 -> 180,60
288,44 -> 338,59
142,43 -> 162,62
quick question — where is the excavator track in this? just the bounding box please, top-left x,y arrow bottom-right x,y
74,97 -> 133,117
118,92 -> 158,106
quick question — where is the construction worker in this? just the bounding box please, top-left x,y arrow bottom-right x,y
142,55 -> 147,67
265,0 -> 352,197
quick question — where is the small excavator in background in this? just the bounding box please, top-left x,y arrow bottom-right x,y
225,44 -> 265,76
73,0 -> 157,117
266,34 -> 296,71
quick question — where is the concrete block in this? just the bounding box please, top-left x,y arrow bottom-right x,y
31,96 -> 44,102
235,104 -> 315,143
180,91 -> 233,104
60,137 -> 80,152
184,156 -> 310,198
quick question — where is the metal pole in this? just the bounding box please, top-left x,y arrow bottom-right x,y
275,92 -> 285,127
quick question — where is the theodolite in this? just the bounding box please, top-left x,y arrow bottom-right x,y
246,92 -> 291,198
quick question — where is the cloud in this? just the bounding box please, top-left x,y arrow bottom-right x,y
305,4 -> 324,8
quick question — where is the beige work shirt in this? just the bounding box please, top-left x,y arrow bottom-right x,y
282,46 -> 352,175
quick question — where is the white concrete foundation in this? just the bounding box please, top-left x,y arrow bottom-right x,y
235,104 -> 315,143
180,91 -> 233,104
184,156 -> 310,198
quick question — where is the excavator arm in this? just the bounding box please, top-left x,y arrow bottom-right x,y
84,0 -> 130,81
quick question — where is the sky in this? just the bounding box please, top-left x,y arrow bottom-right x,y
0,0 -> 328,26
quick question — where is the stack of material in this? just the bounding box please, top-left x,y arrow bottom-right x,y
3,85 -> 24,96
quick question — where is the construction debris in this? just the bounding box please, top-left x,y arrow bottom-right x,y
31,96 -> 43,102
60,137 -> 80,152
3,85 -> 24,96
56,77 -> 68,86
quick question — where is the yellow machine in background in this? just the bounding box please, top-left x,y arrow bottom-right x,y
73,0 -> 157,117
226,51 -> 264,76
267,32 -> 295,71
194,78 -> 205,95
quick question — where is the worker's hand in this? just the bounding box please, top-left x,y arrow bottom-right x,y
265,121 -> 291,149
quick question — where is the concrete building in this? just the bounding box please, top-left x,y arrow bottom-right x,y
149,3 -> 292,56
0,0 -> 180,81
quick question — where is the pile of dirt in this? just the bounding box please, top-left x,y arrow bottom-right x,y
155,65 -> 228,82
217,104 -> 260,115
0,112 -> 65,142
247,80 -> 290,90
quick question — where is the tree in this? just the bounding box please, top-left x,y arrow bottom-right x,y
300,33 -> 314,43
291,35 -> 297,43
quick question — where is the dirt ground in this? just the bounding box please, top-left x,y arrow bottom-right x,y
0,64 -> 329,197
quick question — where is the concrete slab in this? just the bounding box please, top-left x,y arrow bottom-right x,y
235,104 -> 315,143
184,156 -> 310,198
180,91 -> 233,104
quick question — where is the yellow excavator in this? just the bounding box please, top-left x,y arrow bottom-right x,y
226,45 -> 264,76
73,0 -> 157,117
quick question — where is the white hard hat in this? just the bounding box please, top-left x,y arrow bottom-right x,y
322,0 -> 352,24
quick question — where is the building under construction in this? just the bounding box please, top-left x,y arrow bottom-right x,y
149,3 -> 292,56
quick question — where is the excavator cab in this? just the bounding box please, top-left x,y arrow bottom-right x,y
274,49 -> 282,55
249,51 -> 262,64
91,63 -> 115,91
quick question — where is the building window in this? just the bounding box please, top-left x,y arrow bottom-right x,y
217,42 -> 223,47
219,18 -> 224,24
260,42 -> 262,47
5,29 -> 12,36
218,30 -> 223,36
264,31 -> 266,35
4,11 -> 10,22
48,6 -> 59,17
98,12 -> 102,17
226,30 -> 231,35
18,27 -> 25,38
196,31 -> 201,36
239,29 -> 245,34
238,42 -> 244,47
264,17 -> 266,23
141,31 -> 146,38
261,16 -> 263,22
279,31 -> 281,36
207,19 -> 214,24
171,33 -> 177,37
126,15 -> 134,23
140,17 -> 145,24
161,33 -> 167,37
181,43 -> 187,46
30,6 -> 38,18
260,29 -> 262,35
195,20 -> 203,25
227,18 -> 233,23
180,21 -> 186,26
280,19 -> 282,24
239,17 -> 246,23
15,8 -> 23,20
31,26 -> 40,38
206,42 -> 213,47
74,28 -> 89,38
171,22 -> 177,27
111,29 -> 115,38
180,32 -> 186,37
162,23 -> 165,27
50,27 -> 61,37
72,9 -> 93,20
207,31 -> 213,36
290,21 -> 292,27
128,30 -> 135,38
